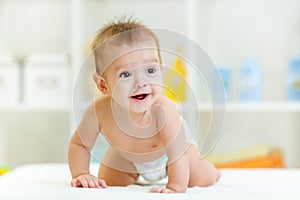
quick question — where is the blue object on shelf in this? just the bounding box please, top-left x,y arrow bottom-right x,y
286,57 -> 300,101
238,58 -> 263,102
216,66 -> 232,102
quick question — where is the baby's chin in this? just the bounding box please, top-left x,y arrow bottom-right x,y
128,104 -> 151,114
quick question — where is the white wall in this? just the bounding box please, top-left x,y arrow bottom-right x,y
197,0 -> 300,101
194,0 -> 300,167
0,0 -> 70,54
0,111 -> 70,167
0,0 -> 300,167
0,0 -> 71,168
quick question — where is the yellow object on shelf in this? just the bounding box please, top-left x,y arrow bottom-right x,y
0,165 -> 10,175
164,48 -> 187,102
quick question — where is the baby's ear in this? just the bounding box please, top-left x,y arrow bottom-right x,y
93,73 -> 108,94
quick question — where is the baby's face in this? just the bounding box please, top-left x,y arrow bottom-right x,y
104,42 -> 162,113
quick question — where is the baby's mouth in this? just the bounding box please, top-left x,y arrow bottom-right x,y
130,93 -> 149,101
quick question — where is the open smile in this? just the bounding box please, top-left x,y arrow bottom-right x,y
130,93 -> 150,102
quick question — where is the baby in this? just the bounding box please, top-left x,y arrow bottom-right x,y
68,18 -> 220,193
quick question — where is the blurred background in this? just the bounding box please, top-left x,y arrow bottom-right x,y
0,0 -> 300,170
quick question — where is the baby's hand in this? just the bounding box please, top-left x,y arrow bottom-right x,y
150,187 -> 176,193
71,174 -> 107,188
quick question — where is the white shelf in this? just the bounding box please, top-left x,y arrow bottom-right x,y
3,102 -> 299,113
198,102 -> 300,112
0,104 -> 71,112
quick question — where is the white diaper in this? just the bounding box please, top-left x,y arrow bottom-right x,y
134,118 -> 196,183
134,154 -> 168,183
181,117 -> 194,145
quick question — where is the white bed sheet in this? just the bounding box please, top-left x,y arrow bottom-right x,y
0,163 -> 300,200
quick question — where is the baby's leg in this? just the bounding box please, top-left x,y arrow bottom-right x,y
187,144 -> 221,187
98,146 -> 139,186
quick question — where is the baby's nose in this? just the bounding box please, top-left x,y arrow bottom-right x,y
135,74 -> 147,88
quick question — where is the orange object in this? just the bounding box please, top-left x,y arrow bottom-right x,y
207,146 -> 285,169
215,155 -> 285,168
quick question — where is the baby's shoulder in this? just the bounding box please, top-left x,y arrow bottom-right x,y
155,96 -> 178,111
84,96 -> 110,116
153,96 -> 179,120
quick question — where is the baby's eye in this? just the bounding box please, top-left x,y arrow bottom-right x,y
119,72 -> 131,78
146,68 -> 156,74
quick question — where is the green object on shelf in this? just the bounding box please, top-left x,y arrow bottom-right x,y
0,165 -> 10,175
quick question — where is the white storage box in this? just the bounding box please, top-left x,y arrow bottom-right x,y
0,55 -> 20,105
24,54 -> 69,106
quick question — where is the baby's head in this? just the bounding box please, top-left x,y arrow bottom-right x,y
91,18 -> 163,112
91,17 -> 161,76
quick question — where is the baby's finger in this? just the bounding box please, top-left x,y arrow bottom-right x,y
86,177 -> 97,188
98,179 -> 107,188
162,188 -> 172,193
150,187 -> 174,193
150,187 -> 163,193
70,179 -> 79,187
79,177 -> 89,188
90,178 -> 99,188
71,179 -> 84,187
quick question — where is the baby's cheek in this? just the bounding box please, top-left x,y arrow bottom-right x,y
155,85 -> 163,95
113,80 -> 132,94
111,86 -> 129,105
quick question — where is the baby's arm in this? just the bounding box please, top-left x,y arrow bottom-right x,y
68,103 -> 107,188
165,153 -> 189,193
152,100 -> 189,193
150,152 -> 189,193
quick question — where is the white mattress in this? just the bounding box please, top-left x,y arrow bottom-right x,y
0,163 -> 300,200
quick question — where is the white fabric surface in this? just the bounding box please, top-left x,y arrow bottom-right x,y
0,163 -> 300,200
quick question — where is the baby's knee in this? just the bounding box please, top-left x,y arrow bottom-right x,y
193,166 -> 220,187
200,175 -> 218,187
215,168 -> 221,182
207,166 -> 221,185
